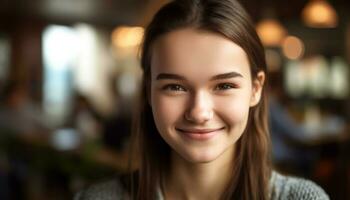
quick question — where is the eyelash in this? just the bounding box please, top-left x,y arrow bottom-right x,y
162,84 -> 187,91
162,83 -> 238,92
215,83 -> 237,90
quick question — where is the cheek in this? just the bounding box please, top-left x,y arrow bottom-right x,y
215,93 -> 251,123
151,91 -> 186,128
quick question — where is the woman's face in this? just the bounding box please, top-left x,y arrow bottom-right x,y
150,28 -> 264,163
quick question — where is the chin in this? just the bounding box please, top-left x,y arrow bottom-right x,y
180,149 -> 223,164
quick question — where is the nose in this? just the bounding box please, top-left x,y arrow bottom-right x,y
184,91 -> 213,124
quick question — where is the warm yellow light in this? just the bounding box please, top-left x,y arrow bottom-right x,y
302,0 -> 338,28
112,26 -> 144,48
282,36 -> 305,60
256,19 -> 287,47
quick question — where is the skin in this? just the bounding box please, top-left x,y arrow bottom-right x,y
150,28 -> 265,200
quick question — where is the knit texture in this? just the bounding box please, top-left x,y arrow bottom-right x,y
75,171 -> 329,200
269,172 -> 329,200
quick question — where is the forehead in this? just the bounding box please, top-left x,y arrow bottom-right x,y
150,28 -> 251,79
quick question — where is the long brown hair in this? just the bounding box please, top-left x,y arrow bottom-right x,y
130,0 -> 271,199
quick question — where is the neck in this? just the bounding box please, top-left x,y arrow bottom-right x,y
163,148 -> 235,200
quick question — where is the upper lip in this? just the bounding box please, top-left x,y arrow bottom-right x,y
176,127 -> 224,133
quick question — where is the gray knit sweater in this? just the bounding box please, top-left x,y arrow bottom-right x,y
75,171 -> 329,200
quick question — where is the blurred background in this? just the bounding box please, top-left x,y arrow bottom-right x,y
0,0 -> 349,199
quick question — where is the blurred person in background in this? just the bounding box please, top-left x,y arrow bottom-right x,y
0,81 -> 49,135
0,81 -> 51,200
268,73 -> 317,176
75,0 -> 329,199
69,93 -> 102,141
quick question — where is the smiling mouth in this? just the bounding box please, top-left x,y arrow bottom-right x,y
176,127 -> 225,140
176,127 -> 225,134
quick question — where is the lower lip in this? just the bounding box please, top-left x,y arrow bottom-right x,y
178,129 -> 223,140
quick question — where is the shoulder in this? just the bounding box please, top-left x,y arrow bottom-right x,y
74,177 -> 130,200
270,171 -> 330,200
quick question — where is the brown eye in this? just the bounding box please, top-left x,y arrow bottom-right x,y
163,84 -> 187,91
215,83 -> 236,90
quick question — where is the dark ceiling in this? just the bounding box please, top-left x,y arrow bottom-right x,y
0,0 -> 156,26
0,0 -> 349,27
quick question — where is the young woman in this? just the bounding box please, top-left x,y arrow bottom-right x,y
76,0 -> 329,199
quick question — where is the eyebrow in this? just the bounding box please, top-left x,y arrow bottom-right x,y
210,72 -> 243,80
155,71 -> 243,81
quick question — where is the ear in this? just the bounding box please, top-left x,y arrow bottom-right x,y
250,71 -> 265,107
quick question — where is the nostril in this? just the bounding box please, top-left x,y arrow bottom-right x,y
184,109 -> 213,123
